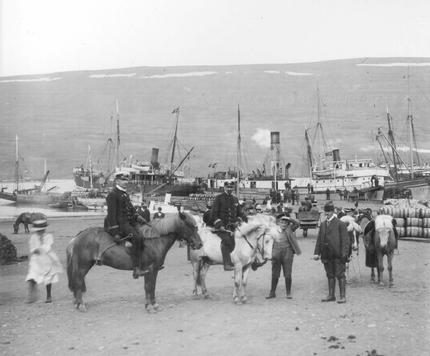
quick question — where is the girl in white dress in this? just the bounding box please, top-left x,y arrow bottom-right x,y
25,219 -> 63,303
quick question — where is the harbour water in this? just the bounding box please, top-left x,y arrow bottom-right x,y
0,179 -> 105,220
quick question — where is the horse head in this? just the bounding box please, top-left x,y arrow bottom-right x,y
374,215 -> 394,249
12,222 -> 19,234
238,220 -> 276,261
178,212 -> 203,250
340,215 -> 362,252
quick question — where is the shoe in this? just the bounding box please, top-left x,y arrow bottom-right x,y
223,264 -> 234,271
321,296 -> 336,302
265,292 -> 276,299
45,297 -> 52,303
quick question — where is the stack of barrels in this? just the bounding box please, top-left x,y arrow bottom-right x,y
379,206 -> 430,238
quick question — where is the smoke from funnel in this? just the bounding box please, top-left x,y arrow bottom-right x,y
251,128 -> 271,148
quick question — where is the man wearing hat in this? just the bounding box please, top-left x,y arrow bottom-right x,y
137,202 -> 151,224
106,173 -> 149,278
211,181 -> 247,271
313,201 -> 350,303
266,213 -> 301,299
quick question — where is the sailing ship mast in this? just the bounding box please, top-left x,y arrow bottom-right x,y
170,107 -> 180,173
115,99 -> 121,169
236,105 -> 241,197
15,135 -> 19,192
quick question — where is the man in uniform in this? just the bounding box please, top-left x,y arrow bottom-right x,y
313,201 -> 350,303
211,181 -> 247,271
105,173 -> 149,279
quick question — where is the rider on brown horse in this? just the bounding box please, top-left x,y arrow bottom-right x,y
105,173 -> 149,279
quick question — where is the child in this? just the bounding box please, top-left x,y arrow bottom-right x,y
266,214 -> 301,299
25,219 -> 63,303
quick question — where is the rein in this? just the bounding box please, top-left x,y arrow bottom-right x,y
239,227 -> 267,259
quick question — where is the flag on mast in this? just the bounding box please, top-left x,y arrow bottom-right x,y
172,107 -> 180,114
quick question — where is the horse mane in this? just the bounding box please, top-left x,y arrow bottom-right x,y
145,212 -> 194,236
375,215 -> 393,230
340,215 -> 362,233
236,222 -> 264,238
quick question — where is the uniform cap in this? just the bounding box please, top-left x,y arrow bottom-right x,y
324,201 -> 335,212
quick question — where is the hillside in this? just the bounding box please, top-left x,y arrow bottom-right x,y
1,57 -> 430,180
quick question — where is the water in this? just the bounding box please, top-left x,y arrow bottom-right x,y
0,179 -> 106,220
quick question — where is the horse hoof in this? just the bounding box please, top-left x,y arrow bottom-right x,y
153,303 -> 162,311
389,282 -> 394,288
203,294 -> 210,299
240,296 -> 248,304
77,304 -> 87,312
233,297 -> 240,304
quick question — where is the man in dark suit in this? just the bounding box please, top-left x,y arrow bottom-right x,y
211,181 -> 247,271
153,207 -> 165,219
138,203 -> 151,224
313,201 -> 350,303
105,173 -> 149,279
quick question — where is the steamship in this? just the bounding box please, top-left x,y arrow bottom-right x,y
206,131 -> 390,200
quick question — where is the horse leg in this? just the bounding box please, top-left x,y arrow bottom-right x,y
240,266 -> 251,303
24,223 -> 29,233
200,262 -> 210,298
345,261 -> 350,284
370,268 -> 375,283
387,253 -> 394,287
377,252 -> 384,286
67,248 -> 93,312
144,272 -> 158,312
191,260 -> 200,296
233,267 -> 242,304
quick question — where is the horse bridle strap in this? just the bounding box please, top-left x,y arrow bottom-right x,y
239,228 -> 267,257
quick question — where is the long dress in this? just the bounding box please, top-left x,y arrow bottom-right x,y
25,232 -> 63,285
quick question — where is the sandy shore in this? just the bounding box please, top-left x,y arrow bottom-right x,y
1,206 -> 429,356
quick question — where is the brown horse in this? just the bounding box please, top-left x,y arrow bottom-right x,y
66,212 -> 202,312
13,212 -> 47,234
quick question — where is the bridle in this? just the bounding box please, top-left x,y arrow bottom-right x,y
238,226 -> 268,261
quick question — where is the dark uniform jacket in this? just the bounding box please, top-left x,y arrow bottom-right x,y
138,208 -> 151,223
211,192 -> 247,230
106,186 -> 139,234
314,217 -> 349,262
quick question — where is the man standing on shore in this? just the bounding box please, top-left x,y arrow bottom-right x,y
313,201 -> 350,303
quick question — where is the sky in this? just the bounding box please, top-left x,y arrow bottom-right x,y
1,0 -> 430,77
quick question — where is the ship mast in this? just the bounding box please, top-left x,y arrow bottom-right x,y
170,107 -> 180,173
386,108 -> 399,182
15,135 -> 19,192
305,127 -> 313,178
115,99 -> 120,169
236,105 -> 241,197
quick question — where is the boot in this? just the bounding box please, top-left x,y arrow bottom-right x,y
132,241 -> 150,279
321,278 -> 336,302
45,284 -> 52,303
221,244 -> 234,271
25,280 -> 38,303
337,277 -> 346,303
285,277 -> 292,299
265,277 -> 278,299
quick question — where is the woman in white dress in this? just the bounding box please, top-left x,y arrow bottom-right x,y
25,219 -> 63,303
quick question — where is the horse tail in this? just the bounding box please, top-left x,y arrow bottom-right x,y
66,237 -> 87,294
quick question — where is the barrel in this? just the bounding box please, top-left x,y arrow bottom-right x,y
423,218 -> 430,228
394,218 -> 405,227
406,217 -> 423,227
397,226 -> 406,237
406,226 -> 422,237
422,228 -> 430,238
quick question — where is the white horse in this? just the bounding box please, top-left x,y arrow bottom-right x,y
190,216 -> 277,304
340,215 -> 362,282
